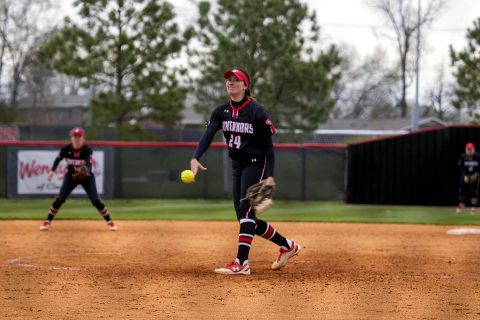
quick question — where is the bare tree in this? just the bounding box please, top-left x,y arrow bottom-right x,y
22,49 -> 54,109
333,46 -> 399,119
0,0 -> 57,109
369,0 -> 445,117
424,62 -> 454,120
0,4 -> 9,99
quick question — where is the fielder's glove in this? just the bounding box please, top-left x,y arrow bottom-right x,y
469,173 -> 478,183
72,165 -> 91,180
243,180 -> 275,215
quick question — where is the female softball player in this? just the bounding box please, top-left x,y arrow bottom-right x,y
457,142 -> 480,215
191,68 -> 301,275
40,127 -> 117,231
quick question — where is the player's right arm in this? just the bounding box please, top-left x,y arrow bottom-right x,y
48,145 -> 67,181
458,155 -> 464,173
191,106 -> 223,175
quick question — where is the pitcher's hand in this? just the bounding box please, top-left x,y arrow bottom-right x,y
47,171 -> 55,181
265,176 -> 276,188
191,158 -> 207,175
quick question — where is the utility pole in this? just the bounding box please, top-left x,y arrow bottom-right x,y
412,0 -> 421,131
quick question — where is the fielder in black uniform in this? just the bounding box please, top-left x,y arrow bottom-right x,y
40,127 -> 117,231
191,68 -> 301,275
457,142 -> 480,215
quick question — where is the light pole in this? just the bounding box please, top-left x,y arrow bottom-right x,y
412,0 -> 421,131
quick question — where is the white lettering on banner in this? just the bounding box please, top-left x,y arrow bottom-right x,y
17,150 -> 104,195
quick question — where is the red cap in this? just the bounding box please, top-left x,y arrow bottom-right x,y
70,127 -> 85,137
466,142 -> 475,150
223,69 -> 249,87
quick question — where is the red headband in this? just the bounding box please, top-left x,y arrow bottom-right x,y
466,142 -> 475,150
223,69 -> 249,87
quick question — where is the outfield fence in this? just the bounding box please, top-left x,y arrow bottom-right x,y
0,141 -> 347,201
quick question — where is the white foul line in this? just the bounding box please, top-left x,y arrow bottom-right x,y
7,252 -> 120,271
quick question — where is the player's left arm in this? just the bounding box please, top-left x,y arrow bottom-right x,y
258,107 -> 276,187
473,154 -> 480,190
84,146 -> 93,172
264,137 -> 275,185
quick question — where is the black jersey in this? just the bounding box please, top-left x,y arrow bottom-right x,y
51,144 -> 93,175
205,97 -> 275,161
193,96 -> 276,177
458,152 -> 480,176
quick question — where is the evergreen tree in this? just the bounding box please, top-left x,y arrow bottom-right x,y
193,0 -> 341,133
37,0 -> 193,138
450,18 -> 480,121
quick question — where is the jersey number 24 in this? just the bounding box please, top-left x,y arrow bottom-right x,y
228,135 -> 241,149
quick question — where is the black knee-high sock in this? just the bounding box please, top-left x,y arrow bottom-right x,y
99,207 -> 112,222
46,207 -> 58,222
256,219 -> 291,249
236,219 -> 256,264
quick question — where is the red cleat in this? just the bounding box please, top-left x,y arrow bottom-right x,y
107,220 -> 118,231
271,241 -> 302,270
39,220 -> 50,231
214,261 -> 251,275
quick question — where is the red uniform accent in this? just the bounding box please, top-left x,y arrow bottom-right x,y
70,127 -> 85,137
230,97 -> 251,120
70,144 -> 85,159
224,69 -> 249,87
239,236 -> 253,244
266,118 -> 277,134
262,226 -> 274,239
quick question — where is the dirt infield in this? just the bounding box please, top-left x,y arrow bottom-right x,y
1,221 -> 480,319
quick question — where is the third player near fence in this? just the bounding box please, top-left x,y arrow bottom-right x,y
190,68 -> 301,275
457,142 -> 480,215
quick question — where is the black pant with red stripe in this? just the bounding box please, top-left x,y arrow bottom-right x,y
232,158 -> 290,264
46,174 -> 111,222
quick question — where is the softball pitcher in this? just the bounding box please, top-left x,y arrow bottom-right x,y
191,68 -> 301,275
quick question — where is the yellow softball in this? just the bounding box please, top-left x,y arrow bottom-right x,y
181,170 -> 195,184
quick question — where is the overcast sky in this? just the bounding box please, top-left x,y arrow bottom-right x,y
173,0 -> 479,102
310,0 -> 479,98
59,0 -> 479,103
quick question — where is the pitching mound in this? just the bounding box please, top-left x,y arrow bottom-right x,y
1,221 -> 480,319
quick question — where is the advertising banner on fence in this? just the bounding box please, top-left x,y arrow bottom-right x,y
17,150 -> 104,195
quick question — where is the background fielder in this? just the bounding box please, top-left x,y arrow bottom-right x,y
457,142 -> 480,215
40,127 -> 117,231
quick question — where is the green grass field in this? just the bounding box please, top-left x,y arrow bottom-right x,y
0,199 -> 479,225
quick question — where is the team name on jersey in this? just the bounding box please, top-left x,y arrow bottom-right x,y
222,121 -> 254,134
465,160 -> 479,166
66,159 -> 86,166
